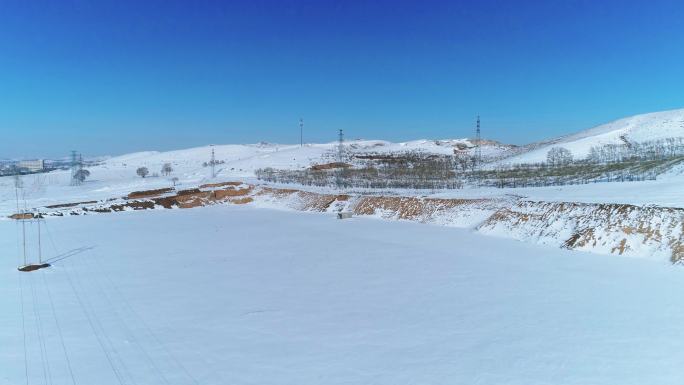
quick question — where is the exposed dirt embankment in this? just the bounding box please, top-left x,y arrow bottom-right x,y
352,196 -> 496,227
33,183 -> 255,215
127,187 -> 175,199
27,182 -> 684,264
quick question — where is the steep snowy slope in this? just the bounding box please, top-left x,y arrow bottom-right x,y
501,108 -> 684,164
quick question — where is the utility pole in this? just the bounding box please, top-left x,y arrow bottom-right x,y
299,118 -> 304,147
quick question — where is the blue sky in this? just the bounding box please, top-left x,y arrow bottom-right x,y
1,0 -> 683,158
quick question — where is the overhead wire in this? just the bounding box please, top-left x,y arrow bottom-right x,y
17,234 -> 30,385
29,269 -> 52,385
43,221 -> 127,385
90,251 -> 203,385
42,211 -> 207,385
41,269 -> 78,385
15,180 -> 29,385
79,252 -> 171,385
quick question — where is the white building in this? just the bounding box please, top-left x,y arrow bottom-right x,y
18,159 -> 44,172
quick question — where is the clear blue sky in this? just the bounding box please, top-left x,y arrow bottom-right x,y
1,0 -> 683,158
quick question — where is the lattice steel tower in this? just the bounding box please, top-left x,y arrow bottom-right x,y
475,115 -> 482,167
70,150 -> 82,186
210,146 -> 216,178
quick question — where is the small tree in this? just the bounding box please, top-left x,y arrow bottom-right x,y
74,169 -> 90,183
161,163 -> 173,176
171,177 -> 179,186
136,167 -> 149,178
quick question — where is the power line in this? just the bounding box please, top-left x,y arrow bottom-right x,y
79,252 -> 172,385
29,272 -> 53,385
17,260 -> 30,385
14,194 -> 29,385
62,260 -> 128,385
41,270 -> 78,385
42,219 -> 133,385
98,263 -> 203,385
43,221 -> 200,385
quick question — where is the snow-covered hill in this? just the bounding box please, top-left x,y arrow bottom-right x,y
100,108 -> 684,179
104,138 -> 509,178
3,107 -> 684,221
500,108 -> 684,164
0,138 -> 508,216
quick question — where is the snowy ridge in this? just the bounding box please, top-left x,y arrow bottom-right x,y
501,108 -> 684,164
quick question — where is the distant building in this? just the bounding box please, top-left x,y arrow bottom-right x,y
18,159 -> 44,172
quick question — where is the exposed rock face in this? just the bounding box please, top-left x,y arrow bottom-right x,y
477,201 -> 684,263
127,188 -> 175,200
352,196 -> 495,227
254,187 -> 349,212
9,213 -> 35,220
29,181 -> 684,264
252,189 -> 684,263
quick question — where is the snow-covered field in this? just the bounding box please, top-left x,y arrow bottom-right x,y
3,206 -> 684,385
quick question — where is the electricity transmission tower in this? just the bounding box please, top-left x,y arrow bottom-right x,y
475,115 -> 482,168
299,118 -> 304,147
70,150 -> 82,186
210,146 -> 216,178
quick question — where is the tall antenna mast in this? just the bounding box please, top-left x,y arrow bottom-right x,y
475,115 -> 482,168
299,118 -> 304,147
338,129 -> 344,163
